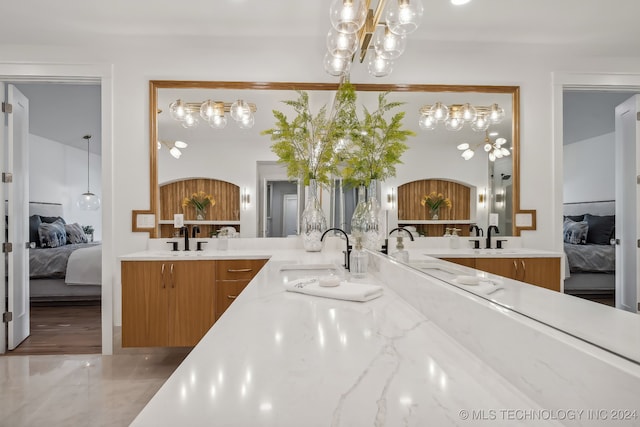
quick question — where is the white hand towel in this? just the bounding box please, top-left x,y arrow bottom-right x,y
284,278 -> 383,302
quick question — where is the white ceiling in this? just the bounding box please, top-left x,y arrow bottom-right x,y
3,0 -> 640,55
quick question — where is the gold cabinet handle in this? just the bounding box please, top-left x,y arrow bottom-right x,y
170,263 -> 175,288
161,263 -> 166,288
513,260 -> 518,274
227,295 -> 237,300
227,268 -> 252,273
520,260 -> 526,280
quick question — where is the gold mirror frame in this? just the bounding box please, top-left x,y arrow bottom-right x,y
141,80 -> 525,238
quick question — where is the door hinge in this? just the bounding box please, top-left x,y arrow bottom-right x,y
2,242 -> 12,253
637,112 -> 640,121
1,102 -> 12,114
2,172 -> 12,183
3,312 -> 12,323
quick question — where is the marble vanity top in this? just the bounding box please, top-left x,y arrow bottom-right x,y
128,242 -> 640,426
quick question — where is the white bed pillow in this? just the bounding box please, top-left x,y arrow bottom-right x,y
38,220 -> 67,248
65,222 -> 88,244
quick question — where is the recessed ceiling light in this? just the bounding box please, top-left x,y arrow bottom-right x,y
489,132 -> 499,137
451,0 -> 471,5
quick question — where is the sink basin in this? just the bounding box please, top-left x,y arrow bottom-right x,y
145,251 -> 209,258
278,263 -> 344,282
409,261 -> 467,277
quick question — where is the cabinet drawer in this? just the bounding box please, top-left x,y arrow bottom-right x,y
217,259 -> 267,280
216,279 -> 250,318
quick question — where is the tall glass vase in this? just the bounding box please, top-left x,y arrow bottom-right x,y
350,184 -> 367,238
301,179 -> 327,252
362,179 -> 382,251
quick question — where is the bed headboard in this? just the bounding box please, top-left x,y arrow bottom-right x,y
29,202 -> 64,218
563,200 -> 615,216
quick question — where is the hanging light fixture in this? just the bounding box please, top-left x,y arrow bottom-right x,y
418,102 -> 505,132
323,0 -> 423,78
158,140 -> 188,159
456,131 -> 511,162
168,99 -> 257,129
77,134 -> 101,211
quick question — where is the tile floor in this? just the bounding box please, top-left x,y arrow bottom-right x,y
1,340 -> 190,426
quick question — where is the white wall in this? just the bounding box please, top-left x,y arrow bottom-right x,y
30,134 -> 102,240
563,132 -> 615,203
3,38 -> 640,328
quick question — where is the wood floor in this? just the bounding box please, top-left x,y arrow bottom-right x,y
8,303 -> 101,355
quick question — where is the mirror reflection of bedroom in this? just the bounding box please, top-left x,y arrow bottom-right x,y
4,83 -> 102,355
562,90 -> 639,308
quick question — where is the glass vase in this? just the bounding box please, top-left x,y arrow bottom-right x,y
362,179 -> 382,251
195,207 -> 206,221
430,208 -> 439,220
350,184 -> 367,238
301,179 -> 327,252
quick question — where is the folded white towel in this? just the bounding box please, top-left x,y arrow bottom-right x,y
284,278 -> 383,302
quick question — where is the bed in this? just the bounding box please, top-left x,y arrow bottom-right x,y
563,200 -> 615,296
28,202 -> 102,302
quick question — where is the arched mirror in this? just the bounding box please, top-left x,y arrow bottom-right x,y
141,81 -> 523,238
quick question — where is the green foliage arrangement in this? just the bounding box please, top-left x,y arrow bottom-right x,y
342,92 -> 414,187
261,82 -> 358,186
262,82 -> 414,187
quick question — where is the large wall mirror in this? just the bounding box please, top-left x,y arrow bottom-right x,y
144,81 -> 522,239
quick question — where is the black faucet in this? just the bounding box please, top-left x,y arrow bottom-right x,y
191,225 -> 200,238
486,225 -> 499,249
180,226 -> 190,251
321,228 -> 352,271
388,227 -> 415,241
470,224 -> 483,237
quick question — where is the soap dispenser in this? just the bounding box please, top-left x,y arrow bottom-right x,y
449,228 -> 461,249
350,236 -> 368,278
391,236 -> 409,263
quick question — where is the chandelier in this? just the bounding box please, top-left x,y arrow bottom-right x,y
324,0 -> 423,78
457,131 -> 511,162
418,102 -> 506,132
77,134 -> 101,211
158,140 -> 188,159
168,99 -> 257,129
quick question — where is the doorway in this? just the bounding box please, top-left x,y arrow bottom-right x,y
556,72 -> 640,312
0,62 -> 112,355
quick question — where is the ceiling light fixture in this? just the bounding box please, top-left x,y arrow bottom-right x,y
77,134 -> 101,211
158,140 -> 188,159
456,131 -> 511,162
324,0 -> 423,78
168,99 -> 257,129
418,102 -> 505,132
451,0 -> 471,5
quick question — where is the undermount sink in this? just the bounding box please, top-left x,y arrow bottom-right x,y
146,250 -> 209,258
408,261 -> 467,277
278,263 -> 344,282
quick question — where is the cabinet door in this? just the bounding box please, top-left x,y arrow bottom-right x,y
169,260 -> 216,347
475,258 -> 519,280
122,261 -> 170,347
216,280 -> 251,320
522,258 -> 561,291
215,259 -> 267,319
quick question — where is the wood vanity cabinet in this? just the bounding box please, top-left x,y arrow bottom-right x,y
442,257 -> 561,292
216,259 -> 267,320
121,260 -> 216,347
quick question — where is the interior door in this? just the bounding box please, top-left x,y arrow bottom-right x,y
614,95 -> 640,313
1,83 -> 5,354
5,84 -> 30,349
283,194 -> 298,237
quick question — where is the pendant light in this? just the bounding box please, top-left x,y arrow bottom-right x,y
77,134 -> 101,210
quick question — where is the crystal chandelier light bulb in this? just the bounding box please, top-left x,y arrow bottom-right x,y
367,53 -> 393,77
327,28 -> 358,57
429,102 -> 449,122
489,152 -> 496,162
181,112 -> 198,129
324,52 -> 351,76
445,117 -> 463,131
238,113 -> 255,129
461,149 -> 475,160
169,147 -> 182,159
459,103 -> 477,122
230,100 -> 250,122
210,114 -> 228,129
386,0 -> 424,36
457,142 -> 470,150
329,0 -> 367,34
484,143 -> 492,152
174,140 -> 188,149
373,27 -> 406,60
200,100 -> 216,121
418,114 -> 436,130
169,99 -> 187,120
78,193 -> 101,210
488,103 -> 505,123
471,114 -> 489,131
495,137 -> 507,146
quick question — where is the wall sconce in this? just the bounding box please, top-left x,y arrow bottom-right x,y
478,188 -> 486,206
241,188 -> 251,210
386,188 -> 396,210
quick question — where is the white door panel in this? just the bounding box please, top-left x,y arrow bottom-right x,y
7,84 -> 30,349
1,83 -> 6,354
615,95 -> 640,313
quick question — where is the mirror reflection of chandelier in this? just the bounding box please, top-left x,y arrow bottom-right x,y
418,102 -> 505,132
457,131 -> 511,162
157,140 -> 188,159
168,99 -> 257,129
324,0 -> 424,78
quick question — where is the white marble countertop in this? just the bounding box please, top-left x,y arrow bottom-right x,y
128,242 -> 640,426
130,250 -> 550,426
